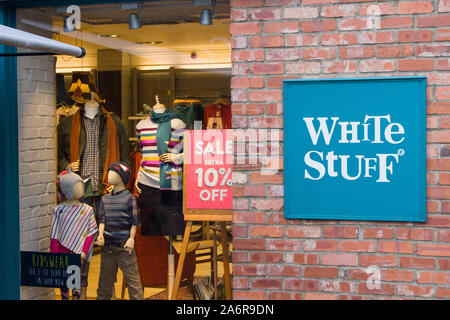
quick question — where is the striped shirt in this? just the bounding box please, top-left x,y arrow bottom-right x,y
50,203 -> 98,261
98,189 -> 139,245
81,114 -> 101,191
136,117 -> 185,190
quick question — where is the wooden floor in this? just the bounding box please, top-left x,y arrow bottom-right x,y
55,236 -> 232,300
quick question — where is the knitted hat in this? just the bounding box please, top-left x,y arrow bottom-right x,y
108,162 -> 131,185
57,169 -> 88,200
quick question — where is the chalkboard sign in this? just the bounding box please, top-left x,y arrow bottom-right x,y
20,251 -> 81,289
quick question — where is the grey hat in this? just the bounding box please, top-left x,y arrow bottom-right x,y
58,169 -> 89,200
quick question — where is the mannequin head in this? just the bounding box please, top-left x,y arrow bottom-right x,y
152,95 -> 166,114
107,162 -> 131,192
108,170 -> 124,187
58,170 -> 86,201
72,180 -> 84,200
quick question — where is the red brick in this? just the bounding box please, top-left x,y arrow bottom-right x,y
417,45 -> 450,57
437,287 -> 450,299
363,227 -> 394,239
232,252 -> 248,263
427,116 -> 439,129
397,228 -> 435,241
322,226 -> 358,238
417,271 -> 450,284
340,47 -> 374,59
428,101 -> 450,114
360,60 -> 395,72
232,63 -> 249,76
382,269 -> 415,282
267,239 -> 302,251
436,87 -> 450,100
249,90 -> 283,103
301,20 -> 336,32
358,283 -> 395,296
250,225 -> 284,238
377,45 -> 414,58
303,240 -> 338,252
320,280 -> 357,293
338,18 -> 369,31
250,62 -> 283,75
322,33 -> 357,45
250,199 -> 283,211
233,211 -> 266,224
267,265 -> 302,277
286,226 -> 321,238
233,198 -> 248,210
360,255 -> 397,267
230,0 -> 263,7
441,116 -> 450,128
378,241 -> 415,254
398,1 -> 434,14
417,15 -> 450,28
380,17 -> 414,29
321,4 -> 356,17
265,21 -> 299,34
323,61 -> 358,73
322,253 -> 358,266
233,291 -> 266,300
437,28 -> 450,41
232,36 -> 247,49
232,50 -> 265,62
444,201 -> 450,214
341,268 -> 369,281
424,215 -> 450,227
417,243 -> 450,257
250,252 -> 283,263
232,225 -> 248,237
302,0 -> 338,4
397,284 -> 435,298
248,8 -> 282,21
249,172 -> 283,184
427,186 -> 450,199
285,253 -> 319,265
233,239 -> 266,250
302,48 -> 337,60
286,34 -> 320,46
233,264 -> 265,276
233,278 -> 248,289
438,59 -> 450,70
250,35 -> 284,48
439,259 -> 450,270
266,48 -> 299,61
284,7 -> 319,19
267,292 -> 297,300
427,200 -> 440,213
398,59 -> 435,71
304,267 -> 339,279
359,3 -> 396,16
398,30 -> 434,43
285,62 -> 321,74
358,31 -> 395,44
440,0 -> 450,12
341,240 -> 376,252
267,185 -> 283,197
304,293 -> 336,300
230,22 -> 262,35
285,279 -> 319,291
440,173 -> 450,185
400,257 -> 436,269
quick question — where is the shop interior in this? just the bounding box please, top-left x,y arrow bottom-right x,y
19,0 -> 232,300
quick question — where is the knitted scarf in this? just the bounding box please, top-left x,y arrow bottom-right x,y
69,107 -> 120,190
150,109 -> 181,190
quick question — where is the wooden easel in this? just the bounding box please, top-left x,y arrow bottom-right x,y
170,116 -> 232,300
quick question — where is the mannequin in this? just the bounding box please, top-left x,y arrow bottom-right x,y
96,162 -> 144,300
51,170 -> 98,300
135,95 -> 186,237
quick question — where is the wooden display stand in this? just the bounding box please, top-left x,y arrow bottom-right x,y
170,116 -> 232,300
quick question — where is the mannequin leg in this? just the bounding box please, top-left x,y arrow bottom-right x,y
116,247 -> 143,300
97,246 -> 119,300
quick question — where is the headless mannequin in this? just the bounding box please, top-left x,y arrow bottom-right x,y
135,95 -> 184,194
69,92 -> 99,173
97,170 -> 136,254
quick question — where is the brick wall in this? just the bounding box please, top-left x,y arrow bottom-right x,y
17,9 -> 56,300
230,0 -> 450,300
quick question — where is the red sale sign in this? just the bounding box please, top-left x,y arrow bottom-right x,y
185,130 -> 233,210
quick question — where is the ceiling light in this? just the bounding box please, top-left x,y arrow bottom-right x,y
96,34 -> 120,38
135,41 -> 163,45
129,13 -> 142,29
200,9 -> 212,25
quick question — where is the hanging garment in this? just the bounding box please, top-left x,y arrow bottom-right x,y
173,100 -> 204,129
138,183 -> 184,236
203,103 -> 232,129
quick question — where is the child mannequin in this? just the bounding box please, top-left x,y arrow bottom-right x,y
51,170 -> 98,300
96,162 -> 144,300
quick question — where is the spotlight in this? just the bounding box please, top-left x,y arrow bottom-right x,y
129,13 -> 141,29
200,9 -> 212,25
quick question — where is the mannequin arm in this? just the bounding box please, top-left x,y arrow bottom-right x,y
97,223 -> 105,246
124,225 -> 136,254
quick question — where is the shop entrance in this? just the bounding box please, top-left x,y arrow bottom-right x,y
14,0 -> 232,300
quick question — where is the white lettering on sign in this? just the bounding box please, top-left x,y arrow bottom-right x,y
303,115 -> 405,183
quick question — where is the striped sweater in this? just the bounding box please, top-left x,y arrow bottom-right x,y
50,203 -> 98,261
136,117 -> 185,190
98,189 -> 139,245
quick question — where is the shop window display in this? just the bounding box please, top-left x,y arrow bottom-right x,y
17,0 -> 231,300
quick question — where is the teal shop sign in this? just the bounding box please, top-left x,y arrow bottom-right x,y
283,77 -> 427,222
